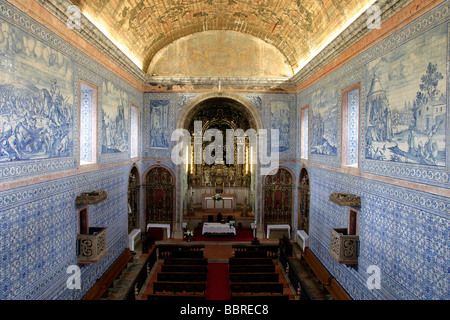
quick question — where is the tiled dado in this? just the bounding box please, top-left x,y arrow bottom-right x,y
307,165 -> 449,300
0,164 -> 130,300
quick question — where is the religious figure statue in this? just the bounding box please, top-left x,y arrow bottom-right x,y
187,192 -> 195,216
204,170 -> 210,185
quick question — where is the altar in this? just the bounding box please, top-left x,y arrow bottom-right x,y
202,194 -> 236,211
202,222 -> 236,236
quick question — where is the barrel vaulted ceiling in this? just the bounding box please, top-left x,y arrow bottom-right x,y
71,0 -> 377,79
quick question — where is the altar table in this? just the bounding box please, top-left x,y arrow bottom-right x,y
202,222 -> 236,235
266,224 -> 291,239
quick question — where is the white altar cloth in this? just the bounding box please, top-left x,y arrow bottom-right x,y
202,194 -> 236,210
128,229 -> 141,251
147,223 -> 171,238
266,224 -> 291,239
202,222 -> 236,235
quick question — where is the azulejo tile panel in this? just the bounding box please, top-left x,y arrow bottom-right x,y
298,2 -> 449,187
0,0 -> 144,179
0,165 -> 130,300
143,92 -> 298,160
308,166 -> 449,300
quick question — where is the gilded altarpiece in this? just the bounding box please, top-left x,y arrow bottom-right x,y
263,168 -> 293,225
186,102 -> 255,191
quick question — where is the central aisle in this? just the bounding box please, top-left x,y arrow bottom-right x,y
205,263 -> 231,300
204,245 -> 232,300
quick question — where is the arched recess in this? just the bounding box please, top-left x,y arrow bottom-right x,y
174,92 -> 264,238
298,167 -> 310,234
177,92 -> 263,131
143,165 -> 176,232
127,165 -> 140,234
263,167 -> 294,238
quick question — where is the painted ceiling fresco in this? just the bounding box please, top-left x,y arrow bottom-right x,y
72,0 -> 376,77
148,31 -> 294,77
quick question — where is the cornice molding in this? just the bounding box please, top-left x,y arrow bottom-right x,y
290,0 -> 415,86
34,0 -> 149,84
34,0 -> 414,90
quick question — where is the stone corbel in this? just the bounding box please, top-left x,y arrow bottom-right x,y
329,192 -> 360,207
76,191 -> 107,205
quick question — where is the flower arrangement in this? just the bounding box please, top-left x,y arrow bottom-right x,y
228,220 -> 235,228
212,194 -> 223,201
184,230 -> 193,241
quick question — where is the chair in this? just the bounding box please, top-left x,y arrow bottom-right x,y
227,215 -> 233,222
208,215 -> 213,222
217,213 -> 223,222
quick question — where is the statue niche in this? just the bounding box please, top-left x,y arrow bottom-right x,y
186,101 -> 254,190
184,98 -> 256,218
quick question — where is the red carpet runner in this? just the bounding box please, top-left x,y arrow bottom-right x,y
206,263 -> 231,300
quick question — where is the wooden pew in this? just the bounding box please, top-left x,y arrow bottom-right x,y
164,258 -> 208,265
82,249 -> 133,300
169,250 -> 204,258
228,258 -> 274,265
153,282 -> 207,294
302,248 -> 351,300
229,264 -> 275,273
231,293 -> 290,301
157,244 -> 205,258
232,245 -> 279,257
302,248 -> 333,286
202,214 -> 235,223
161,265 -> 208,273
157,272 -> 208,282
230,273 -> 279,283
147,293 -> 205,301
230,282 -> 284,294
234,251 -> 269,258
158,244 -> 205,251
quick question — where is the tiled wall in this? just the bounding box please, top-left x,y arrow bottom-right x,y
307,165 -> 448,300
0,0 -> 142,300
298,1 -> 449,300
0,164 -> 132,300
142,92 -> 298,160
0,0 -> 448,301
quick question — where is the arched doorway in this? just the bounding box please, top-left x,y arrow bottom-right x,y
127,165 -> 140,234
298,167 -> 310,234
263,168 -> 293,238
143,166 -> 175,228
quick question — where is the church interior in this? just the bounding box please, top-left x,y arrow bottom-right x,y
0,0 -> 448,302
